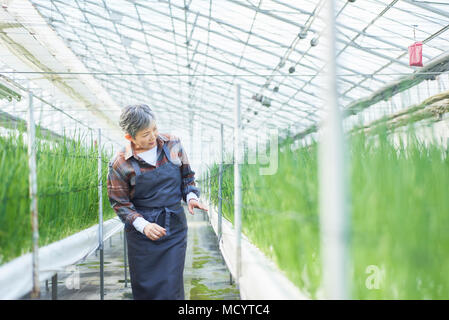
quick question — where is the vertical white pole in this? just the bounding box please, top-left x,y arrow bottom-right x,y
208,141 -> 212,213
28,91 -> 40,299
218,123 -> 224,242
199,121 -> 203,187
189,114 -> 194,168
319,0 -> 350,300
234,84 -> 242,285
98,128 -> 104,300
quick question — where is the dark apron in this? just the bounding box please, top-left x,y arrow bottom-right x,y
125,143 -> 188,300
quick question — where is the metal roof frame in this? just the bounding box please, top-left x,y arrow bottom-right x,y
1,0 -> 447,153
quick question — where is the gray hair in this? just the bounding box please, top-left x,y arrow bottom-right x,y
119,104 -> 156,138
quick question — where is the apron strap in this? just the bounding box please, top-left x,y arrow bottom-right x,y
131,158 -> 142,176
162,143 -> 173,163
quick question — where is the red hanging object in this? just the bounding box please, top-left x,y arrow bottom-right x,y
409,41 -> 423,67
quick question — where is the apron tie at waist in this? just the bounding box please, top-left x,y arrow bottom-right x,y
148,205 -> 181,241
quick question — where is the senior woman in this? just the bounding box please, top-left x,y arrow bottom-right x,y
107,104 -> 207,300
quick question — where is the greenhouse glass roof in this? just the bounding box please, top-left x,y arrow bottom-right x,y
1,0 -> 448,151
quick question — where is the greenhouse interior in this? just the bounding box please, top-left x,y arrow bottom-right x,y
0,0 -> 448,301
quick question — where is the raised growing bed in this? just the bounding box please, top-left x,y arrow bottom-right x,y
203,197 -> 309,300
0,217 -> 123,299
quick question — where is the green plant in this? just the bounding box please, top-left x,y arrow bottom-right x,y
205,127 -> 449,299
0,125 -> 114,265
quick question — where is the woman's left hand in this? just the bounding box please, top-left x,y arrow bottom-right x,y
188,199 -> 208,215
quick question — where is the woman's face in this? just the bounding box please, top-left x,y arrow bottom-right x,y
129,121 -> 159,150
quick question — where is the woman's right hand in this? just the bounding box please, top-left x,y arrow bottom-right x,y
143,223 -> 167,240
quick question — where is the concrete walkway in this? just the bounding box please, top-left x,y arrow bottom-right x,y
21,205 -> 239,300
184,206 -> 240,300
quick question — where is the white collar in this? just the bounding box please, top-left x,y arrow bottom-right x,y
138,144 -> 158,165
139,144 -> 157,154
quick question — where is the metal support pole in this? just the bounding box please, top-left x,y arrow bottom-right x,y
98,128 -> 104,300
124,232 -> 128,288
199,122 -> 203,178
51,274 -> 58,300
234,84 -> 242,285
208,141 -> 212,221
218,123 -> 224,242
27,92 -> 40,299
319,0 -> 350,300
189,113 -> 194,165
205,169 -> 209,221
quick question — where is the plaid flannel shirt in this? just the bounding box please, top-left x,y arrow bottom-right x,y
107,133 -> 200,227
